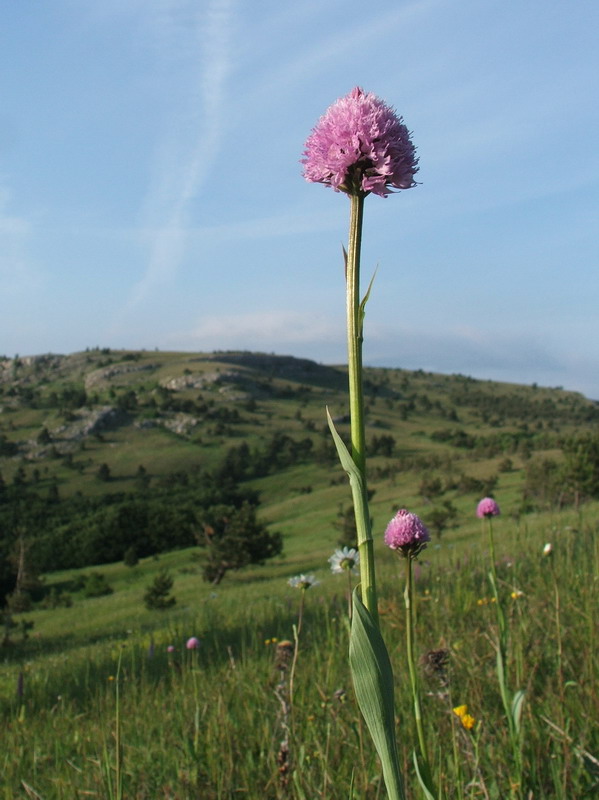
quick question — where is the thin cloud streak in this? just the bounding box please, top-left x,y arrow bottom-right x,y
0,186 -> 41,298
124,0 -> 235,311
170,310 -> 344,347
238,0 -> 442,110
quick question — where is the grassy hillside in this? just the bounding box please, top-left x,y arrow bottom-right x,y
2,347 -> 597,511
1,349 -> 598,797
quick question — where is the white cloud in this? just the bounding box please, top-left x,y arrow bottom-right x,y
364,323 -> 599,397
367,322 -> 560,370
167,309 -> 345,358
163,311 -> 599,397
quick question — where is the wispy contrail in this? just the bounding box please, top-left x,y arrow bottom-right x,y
126,0 -> 235,310
0,184 -> 38,297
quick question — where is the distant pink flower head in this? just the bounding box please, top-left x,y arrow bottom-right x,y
167,645 -> 175,653
302,87 -> 418,197
384,509 -> 430,558
476,498 -> 500,518
186,637 -> 200,650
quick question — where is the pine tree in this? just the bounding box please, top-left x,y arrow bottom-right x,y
200,502 -> 282,585
143,569 -> 176,610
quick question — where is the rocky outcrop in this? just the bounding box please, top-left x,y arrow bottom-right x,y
56,406 -> 130,440
84,362 -> 160,389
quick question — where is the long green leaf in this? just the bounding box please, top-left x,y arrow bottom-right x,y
412,751 -> 436,800
511,689 -> 526,735
349,588 -> 405,800
326,408 -> 370,546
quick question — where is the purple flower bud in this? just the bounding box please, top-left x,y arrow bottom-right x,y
384,509 -> 430,558
476,498 -> 500,518
186,637 -> 201,650
302,87 -> 418,198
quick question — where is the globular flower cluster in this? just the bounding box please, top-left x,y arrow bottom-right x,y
476,497 -> 500,518
186,636 -> 201,650
302,87 -> 418,198
328,546 -> 360,575
384,509 -> 430,558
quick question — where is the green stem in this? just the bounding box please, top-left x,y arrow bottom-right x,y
346,192 -> 378,626
487,518 -> 506,649
288,588 -> 305,708
486,519 -> 522,797
115,650 -> 123,800
405,557 -> 436,797
487,518 -> 498,594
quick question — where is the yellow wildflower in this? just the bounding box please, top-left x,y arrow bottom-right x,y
453,704 -> 476,730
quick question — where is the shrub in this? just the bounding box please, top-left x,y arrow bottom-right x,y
124,547 -> 139,568
82,572 -> 113,598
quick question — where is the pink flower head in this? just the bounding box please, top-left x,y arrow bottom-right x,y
302,87 -> 418,197
167,645 -> 175,653
384,509 -> 430,558
476,498 -> 500,518
186,636 -> 200,650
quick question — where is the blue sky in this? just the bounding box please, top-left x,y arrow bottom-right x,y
2,0 -> 599,397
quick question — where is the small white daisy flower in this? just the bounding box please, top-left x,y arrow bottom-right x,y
328,547 -> 360,575
288,573 -> 320,590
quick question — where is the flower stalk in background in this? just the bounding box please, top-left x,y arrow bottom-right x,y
477,499 -> 525,798
329,546 -> 360,618
303,87 -> 418,800
287,573 -> 318,706
477,498 -> 503,634
386,510 -> 437,798
543,541 -> 566,752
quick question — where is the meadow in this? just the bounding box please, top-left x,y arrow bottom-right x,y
1,351 -> 599,798
2,501 -> 598,799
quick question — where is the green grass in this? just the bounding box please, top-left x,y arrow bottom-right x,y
2,504 -> 598,799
